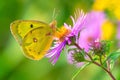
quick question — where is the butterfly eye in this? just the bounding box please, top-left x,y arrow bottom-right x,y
30,24 -> 33,28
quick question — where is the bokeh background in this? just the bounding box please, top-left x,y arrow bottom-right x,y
0,0 -> 120,80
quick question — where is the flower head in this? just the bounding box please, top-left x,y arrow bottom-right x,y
66,11 -> 106,67
67,46 -> 86,67
46,10 -> 87,64
78,11 -> 105,52
90,40 -> 111,56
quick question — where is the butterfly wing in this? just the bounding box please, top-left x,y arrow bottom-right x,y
10,20 -> 55,60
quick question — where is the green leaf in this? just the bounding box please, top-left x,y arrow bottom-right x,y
107,49 -> 120,61
72,62 -> 90,80
101,40 -> 112,54
106,49 -> 120,69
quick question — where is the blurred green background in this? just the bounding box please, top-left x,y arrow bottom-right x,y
0,0 -> 120,80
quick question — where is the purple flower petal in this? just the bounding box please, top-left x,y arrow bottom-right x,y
64,10 -> 87,37
46,40 -> 66,64
71,10 -> 87,36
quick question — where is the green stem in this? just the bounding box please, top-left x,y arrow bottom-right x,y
93,61 -> 116,80
72,63 -> 90,80
106,60 -> 110,71
99,55 -> 102,65
74,43 -> 116,80
74,43 -> 93,60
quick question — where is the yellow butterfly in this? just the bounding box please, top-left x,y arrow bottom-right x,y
10,20 -> 56,60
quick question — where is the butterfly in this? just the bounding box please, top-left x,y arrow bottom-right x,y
10,20 -> 56,60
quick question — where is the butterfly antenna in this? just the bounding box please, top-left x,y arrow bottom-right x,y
52,8 -> 59,21
50,8 -> 61,33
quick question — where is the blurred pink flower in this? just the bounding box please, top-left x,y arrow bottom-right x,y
78,11 -> 105,52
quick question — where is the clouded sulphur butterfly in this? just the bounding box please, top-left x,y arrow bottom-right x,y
10,20 -> 56,60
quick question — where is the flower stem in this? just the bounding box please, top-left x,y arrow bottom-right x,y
99,55 -> 102,65
93,61 -> 116,80
74,43 -> 93,60
72,63 -> 90,80
74,43 -> 116,80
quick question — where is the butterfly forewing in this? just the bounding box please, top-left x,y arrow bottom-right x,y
10,20 -> 50,45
